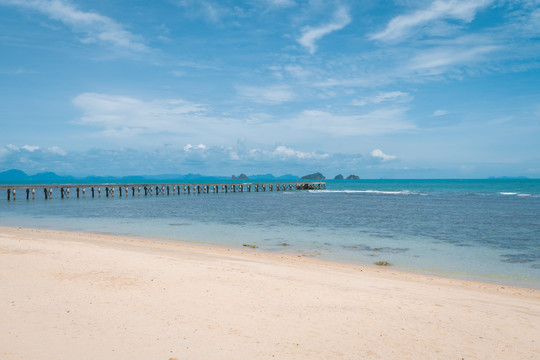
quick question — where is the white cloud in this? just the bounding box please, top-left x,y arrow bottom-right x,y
73,92 -> 206,131
174,0 -> 244,23
370,149 -> 397,161
264,0 -> 295,9
1,0 -> 148,52
352,91 -> 412,106
432,109 -> 449,116
237,85 -> 295,104
370,0 -> 493,41
297,6 -> 351,54
184,143 -> 207,152
271,145 -> 329,160
291,108 -> 415,136
21,145 -> 39,152
408,44 -> 499,72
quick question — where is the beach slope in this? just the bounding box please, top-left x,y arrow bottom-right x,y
1,227 -> 538,359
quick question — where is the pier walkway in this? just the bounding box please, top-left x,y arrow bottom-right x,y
0,181 -> 326,200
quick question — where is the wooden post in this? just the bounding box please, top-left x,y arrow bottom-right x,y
91,187 -> 95,198
26,188 -> 30,200
76,188 -> 80,198
7,189 -> 10,201
119,187 -> 122,196
60,188 -> 64,199
43,188 -> 47,199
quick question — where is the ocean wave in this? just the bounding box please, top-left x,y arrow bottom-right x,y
308,190 -> 421,195
498,192 -> 534,197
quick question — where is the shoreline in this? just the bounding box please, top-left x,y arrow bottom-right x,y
1,226 -> 539,359
4,221 -> 539,290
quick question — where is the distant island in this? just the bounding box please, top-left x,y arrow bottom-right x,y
232,174 -> 249,180
334,174 -> 359,179
487,176 -> 529,180
0,169 -> 303,184
301,172 -> 325,180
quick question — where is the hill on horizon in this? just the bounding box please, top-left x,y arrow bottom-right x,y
0,169 -> 302,184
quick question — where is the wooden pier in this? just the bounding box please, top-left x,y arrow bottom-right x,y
0,181 -> 326,200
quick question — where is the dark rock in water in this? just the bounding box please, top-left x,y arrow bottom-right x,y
346,174 -> 360,179
301,172 -> 325,180
232,173 -> 249,180
334,174 -> 344,180
375,261 -> 390,266
296,183 -> 319,190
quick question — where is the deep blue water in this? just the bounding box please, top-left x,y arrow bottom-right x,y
1,179 -> 539,287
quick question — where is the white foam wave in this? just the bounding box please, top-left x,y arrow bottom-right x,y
308,189 -> 419,195
499,192 -> 534,197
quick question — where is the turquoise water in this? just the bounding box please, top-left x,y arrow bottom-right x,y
1,179 -> 539,288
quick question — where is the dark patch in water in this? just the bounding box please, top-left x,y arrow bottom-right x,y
346,244 -> 408,253
500,253 -> 537,263
226,221 -> 246,225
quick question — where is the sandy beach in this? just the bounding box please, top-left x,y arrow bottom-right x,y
0,226 -> 538,359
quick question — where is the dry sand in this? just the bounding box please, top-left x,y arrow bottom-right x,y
0,226 -> 539,360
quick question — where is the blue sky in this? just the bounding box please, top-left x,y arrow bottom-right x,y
0,0 -> 538,178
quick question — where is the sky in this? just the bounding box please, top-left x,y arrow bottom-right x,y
0,0 -> 539,178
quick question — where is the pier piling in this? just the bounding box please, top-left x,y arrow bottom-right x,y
3,181 -> 325,202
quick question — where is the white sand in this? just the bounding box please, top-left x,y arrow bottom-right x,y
1,226 -> 539,359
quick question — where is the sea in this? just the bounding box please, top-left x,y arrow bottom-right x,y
1,179 -> 539,288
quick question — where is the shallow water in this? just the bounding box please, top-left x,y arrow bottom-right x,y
1,179 -> 539,287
